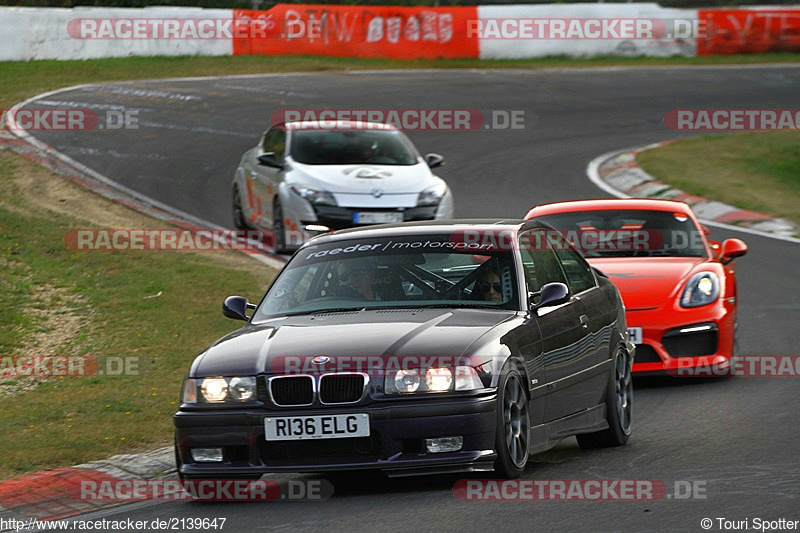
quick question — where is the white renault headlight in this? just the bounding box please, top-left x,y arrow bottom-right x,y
417,184 -> 447,206
681,272 -> 720,308
290,184 -> 337,206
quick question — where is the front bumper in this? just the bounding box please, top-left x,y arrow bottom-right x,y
174,393 -> 497,477
628,299 -> 735,374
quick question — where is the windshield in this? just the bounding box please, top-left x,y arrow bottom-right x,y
289,129 -> 420,166
252,235 -> 520,321
534,210 -> 708,258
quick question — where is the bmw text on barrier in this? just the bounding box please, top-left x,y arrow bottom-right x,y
174,220 -> 634,479
231,120 -> 454,253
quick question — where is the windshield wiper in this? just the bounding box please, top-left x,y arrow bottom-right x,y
410,303 -> 508,310
283,307 -> 367,317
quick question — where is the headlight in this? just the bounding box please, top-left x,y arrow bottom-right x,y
425,367 -> 453,392
228,377 -> 257,401
417,184 -> 447,207
200,378 -> 228,402
681,272 -> 720,308
385,366 -> 482,394
183,377 -> 258,403
393,369 -> 420,393
290,184 -> 337,206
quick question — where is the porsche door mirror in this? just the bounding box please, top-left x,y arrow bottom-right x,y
720,238 -> 748,264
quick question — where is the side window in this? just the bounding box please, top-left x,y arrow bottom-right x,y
272,130 -> 286,162
260,130 -> 272,152
518,230 -> 568,295
262,129 -> 286,163
550,234 -> 596,294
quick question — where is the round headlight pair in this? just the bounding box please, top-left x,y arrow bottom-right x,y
191,376 -> 256,403
393,368 -> 453,393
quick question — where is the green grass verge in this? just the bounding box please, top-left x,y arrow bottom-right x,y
636,131 -> 800,226
0,152 -> 275,479
2,52 -> 800,109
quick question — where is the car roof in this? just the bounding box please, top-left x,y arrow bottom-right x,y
281,121 -> 398,131
525,198 -> 695,219
302,219 -> 552,246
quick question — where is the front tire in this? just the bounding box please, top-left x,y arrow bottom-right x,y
577,345 -> 632,449
493,363 -> 530,479
232,186 -> 250,230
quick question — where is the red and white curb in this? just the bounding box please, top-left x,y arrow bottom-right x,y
0,447 -> 173,525
587,141 -> 799,243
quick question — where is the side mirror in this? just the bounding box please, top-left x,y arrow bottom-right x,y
223,296 -> 255,321
424,153 -> 444,169
720,238 -> 748,264
530,282 -> 570,311
258,153 -> 283,168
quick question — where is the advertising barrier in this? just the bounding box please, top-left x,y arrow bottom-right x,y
0,5 -> 798,61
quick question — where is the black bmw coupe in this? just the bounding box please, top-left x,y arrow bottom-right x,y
174,219 -> 634,479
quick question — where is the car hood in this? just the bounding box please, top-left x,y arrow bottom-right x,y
193,309 -> 515,377
589,257 -> 707,310
288,160 -> 437,200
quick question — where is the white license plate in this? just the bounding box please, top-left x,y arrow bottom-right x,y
353,212 -> 403,224
627,327 -> 643,344
265,413 -> 369,441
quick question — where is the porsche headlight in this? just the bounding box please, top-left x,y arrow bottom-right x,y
681,272 -> 720,308
417,184 -> 447,207
183,377 -> 258,403
290,184 -> 337,206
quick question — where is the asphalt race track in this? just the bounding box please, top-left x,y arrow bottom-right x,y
21,66 -> 800,532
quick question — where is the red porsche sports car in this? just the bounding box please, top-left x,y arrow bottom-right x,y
525,199 -> 748,374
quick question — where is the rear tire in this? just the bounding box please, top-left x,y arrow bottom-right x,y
576,345 -> 632,449
493,363 -> 530,479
